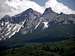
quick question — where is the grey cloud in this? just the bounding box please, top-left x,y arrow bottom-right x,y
0,0 -> 12,19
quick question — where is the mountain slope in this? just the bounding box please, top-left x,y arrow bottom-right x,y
0,8 -> 41,40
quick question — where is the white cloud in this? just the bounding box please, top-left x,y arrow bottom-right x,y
45,0 -> 75,14
5,0 -> 75,15
0,0 -> 75,19
5,0 -> 45,16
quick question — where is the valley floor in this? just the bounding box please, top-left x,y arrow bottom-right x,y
0,37 -> 75,56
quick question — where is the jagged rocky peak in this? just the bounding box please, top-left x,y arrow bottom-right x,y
19,8 -> 41,17
1,15 -> 11,22
19,8 -> 42,34
45,7 -> 53,12
25,8 -> 33,13
26,8 -> 41,17
43,7 -> 55,15
41,7 -> 58,22
19,8 -> 33,16
2,15 -> 10,19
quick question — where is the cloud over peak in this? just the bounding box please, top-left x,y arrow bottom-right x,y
0,0 -> 75,19
46,0 -> 75,14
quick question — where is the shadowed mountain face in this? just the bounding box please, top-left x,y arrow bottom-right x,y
58,0 -> 75,10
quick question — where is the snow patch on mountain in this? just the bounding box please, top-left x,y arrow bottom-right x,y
34,20 -> 42,29
42,22 -> 48,29
0,19 -> 26,40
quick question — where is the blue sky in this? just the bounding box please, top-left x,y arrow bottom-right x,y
58,0 -> 75,10
33,0 -> 48,6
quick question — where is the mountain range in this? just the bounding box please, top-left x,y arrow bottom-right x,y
0,7 -> 75,41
